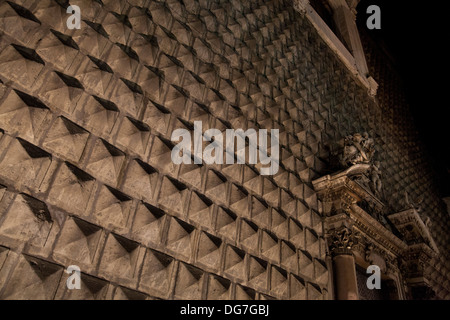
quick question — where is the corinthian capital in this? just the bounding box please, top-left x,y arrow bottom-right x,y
293,0 -> 310,14
329,226 -> 360,256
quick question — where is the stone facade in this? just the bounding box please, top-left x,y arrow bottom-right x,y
0,0 -> 448,300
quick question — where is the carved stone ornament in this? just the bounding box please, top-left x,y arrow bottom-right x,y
293,0 -> 310,14
329,226 -> 360,256
388,209 -> 439,253
314,134 -> 450,298
401,191 -> 424,213
365,243 -> 387,273
340,132 -> 375,166
336,133 -> 385,200
313,162 -> 387,225
385,255 -> 401,276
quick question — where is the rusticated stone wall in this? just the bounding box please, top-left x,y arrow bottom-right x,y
0,0 -> 448,300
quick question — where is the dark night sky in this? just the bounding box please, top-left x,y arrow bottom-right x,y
357,0 -> 450,196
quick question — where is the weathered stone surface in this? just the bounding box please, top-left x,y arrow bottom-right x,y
0,254 -> 63,300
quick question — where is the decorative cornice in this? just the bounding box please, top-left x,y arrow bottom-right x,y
389,209 -> 439,254
313,165 -> 385,216
315,169 -> 407,258
350,204 -> 407,256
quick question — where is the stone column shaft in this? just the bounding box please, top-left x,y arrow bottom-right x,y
328,226 -> 360,300
333,253 -> 359,300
